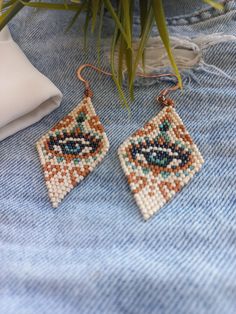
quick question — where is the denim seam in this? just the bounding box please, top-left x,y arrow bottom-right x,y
105,0 -> 235,27
166,0 -> 236,26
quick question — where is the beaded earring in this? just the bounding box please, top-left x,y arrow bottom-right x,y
36,64 -> 109,208
118,75 -> 204,220
37,64 -> 204,217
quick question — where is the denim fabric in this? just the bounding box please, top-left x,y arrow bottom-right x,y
1,1 -> 236,313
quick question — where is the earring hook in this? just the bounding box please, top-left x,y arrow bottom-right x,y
137,72 -> 180,106
77,64 -> 112,98
76,64 -> 180,106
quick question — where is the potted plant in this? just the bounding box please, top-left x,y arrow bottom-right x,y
0,0 -> 222,102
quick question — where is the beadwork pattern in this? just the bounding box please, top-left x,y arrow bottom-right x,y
37,97 -> 109,208
118,106 -> 204,220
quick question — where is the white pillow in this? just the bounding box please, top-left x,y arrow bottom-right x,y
0,27 -> 62,141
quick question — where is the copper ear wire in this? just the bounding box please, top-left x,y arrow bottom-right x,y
137,72 -> 180,106
76,64 -> 181,106
76,64 -> 112,98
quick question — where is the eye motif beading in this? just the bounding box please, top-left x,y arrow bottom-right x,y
118,106 -> 204,220
37,98 -> 109,208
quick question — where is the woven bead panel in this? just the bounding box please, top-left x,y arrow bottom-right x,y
118,106 -> 204,220
37,97 -> 109,208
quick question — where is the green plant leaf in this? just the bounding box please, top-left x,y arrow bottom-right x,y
96,2 -> 104,64
103,0 -> 131,49
121,0 -> 131,44
110,2 -> 129,109
139,0 -> 149,36
124,44 -> 133,100
130,5 -> 154,88
120,0 -> 133,99
203,0 -> 224,10
0,0 -> 31,31
2,0 -> 16,10
0,0 -> 225,104
151,0 -> 182,88
20,1 -> 79,10
118,36 -> 124,85
65,2 -> 86,33
139,0 -> 150,70
91,0 -> 100,33
63,0 -> 68,9
83,0 -> 92,49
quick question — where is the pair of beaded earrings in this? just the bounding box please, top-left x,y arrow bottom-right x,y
36,64 -> 204,220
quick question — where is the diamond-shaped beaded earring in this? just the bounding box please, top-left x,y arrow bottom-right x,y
118,74 -> 204,220
37,64 -> 110,208
37,64 -> 204,217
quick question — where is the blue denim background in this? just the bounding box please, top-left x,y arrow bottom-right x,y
0,1 -> 236,313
